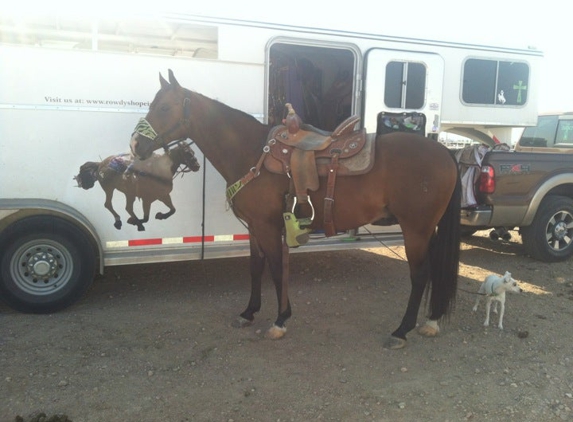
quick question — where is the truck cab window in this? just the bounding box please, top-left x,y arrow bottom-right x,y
520,115 -> 559,147
556,120 -> 573,145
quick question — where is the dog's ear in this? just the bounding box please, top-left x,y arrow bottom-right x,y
504,271 -> 512,281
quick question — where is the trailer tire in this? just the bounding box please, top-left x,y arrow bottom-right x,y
521,196 -> 573,262
0,216 -> 96,313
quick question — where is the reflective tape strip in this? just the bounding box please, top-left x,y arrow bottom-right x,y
106,240 -> 129,248
163,237 -> 184,244
214,234 -> 233,241
106,234 -> 249,248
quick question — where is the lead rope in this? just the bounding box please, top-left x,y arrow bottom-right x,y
362,225 -> 487,296
361,225 -> 407,261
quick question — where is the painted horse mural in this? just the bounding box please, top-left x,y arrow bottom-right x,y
76,141 -> 200,231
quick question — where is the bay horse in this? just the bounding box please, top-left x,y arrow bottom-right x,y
130,70 -> 461,349
76,141 -> 200,231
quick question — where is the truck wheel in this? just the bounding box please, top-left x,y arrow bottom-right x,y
0,216 -> 96,313
521,196 -> 573,262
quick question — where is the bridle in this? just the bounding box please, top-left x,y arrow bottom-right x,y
132,97 -> 192,152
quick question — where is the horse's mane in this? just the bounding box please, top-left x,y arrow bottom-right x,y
190,89 -> 269,129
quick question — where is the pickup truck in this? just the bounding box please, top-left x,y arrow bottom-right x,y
459,112 -> 573,262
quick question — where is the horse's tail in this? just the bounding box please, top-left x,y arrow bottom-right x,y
427,164 -> 461,320
76,161 -> 100,190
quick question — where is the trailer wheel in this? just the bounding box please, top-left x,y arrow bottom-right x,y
0,216 -> 96,313
521,196 -> 573,262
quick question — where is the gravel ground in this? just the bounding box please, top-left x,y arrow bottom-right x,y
1,230 -> 573,421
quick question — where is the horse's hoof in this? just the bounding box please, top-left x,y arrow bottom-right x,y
155,212 -> 164,220
231,317 -> 253,328
114,221 -> 122,230
418,321 -> 440,337
137,226 -> 145,232
385,336 -> 407,349
265,324 -> 287,340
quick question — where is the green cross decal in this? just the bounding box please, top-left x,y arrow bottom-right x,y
561,123 -> 573,142
513,80 -> 527,104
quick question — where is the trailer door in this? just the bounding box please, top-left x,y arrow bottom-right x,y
363,49 -> 444,138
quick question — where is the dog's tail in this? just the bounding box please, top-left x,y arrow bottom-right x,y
427,162 -> 461,320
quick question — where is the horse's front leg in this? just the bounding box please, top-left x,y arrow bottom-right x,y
247,224 -> 291,339
263,231 -> 292,339
125,194 -> 145,231
139,199 -> 152,224
234,236 -> 265,328
155,195 -> 176,220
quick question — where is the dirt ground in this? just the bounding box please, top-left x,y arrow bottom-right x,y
1,230 -> 573,422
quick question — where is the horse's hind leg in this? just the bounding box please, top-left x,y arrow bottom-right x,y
387,233 -> 432,349
234,236 -> 266,328
103,189 -> 122,229
387,257 -> 430,349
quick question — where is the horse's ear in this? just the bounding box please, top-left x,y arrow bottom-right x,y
168,69 -> 181,89
159,72 -> 169,89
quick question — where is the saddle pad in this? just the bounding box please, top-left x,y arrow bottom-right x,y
109,156 -> 129,173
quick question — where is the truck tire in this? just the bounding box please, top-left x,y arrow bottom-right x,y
521,196 -> 573,262
0,216 -> 96,313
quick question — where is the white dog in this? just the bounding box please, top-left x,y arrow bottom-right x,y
472,271 -> 522,329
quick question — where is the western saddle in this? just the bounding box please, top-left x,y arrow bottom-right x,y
263,104 -> 375,247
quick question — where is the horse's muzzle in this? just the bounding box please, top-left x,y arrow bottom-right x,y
130,133 -> 153,160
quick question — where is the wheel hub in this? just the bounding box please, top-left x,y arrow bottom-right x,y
554,221 -> 568,240
10,241 -> 70,295
28,250 -> 58,278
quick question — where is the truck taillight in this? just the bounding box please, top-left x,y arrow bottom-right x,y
479,165 -> 495,194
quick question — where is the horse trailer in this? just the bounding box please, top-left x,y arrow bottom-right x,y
0,13 -> 542,313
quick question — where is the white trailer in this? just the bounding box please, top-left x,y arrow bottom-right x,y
0,13 -> 542,313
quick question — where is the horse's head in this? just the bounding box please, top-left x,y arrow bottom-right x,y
170,142 -> 201,173
130,69 -> 193,160
74,161 -> 99,189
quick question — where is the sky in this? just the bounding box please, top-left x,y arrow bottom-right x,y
4,0 -> 571,113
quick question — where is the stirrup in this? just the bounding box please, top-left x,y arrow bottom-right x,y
292,196 -> 315,221
283,212 -> 312,248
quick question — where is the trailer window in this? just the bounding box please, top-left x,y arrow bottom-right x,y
384,61 -> 426,110
0,16 -> 218,58
462,58 -> 529,106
